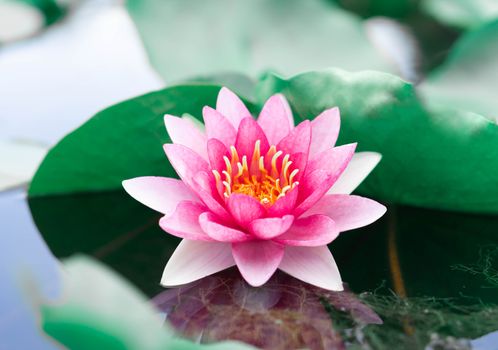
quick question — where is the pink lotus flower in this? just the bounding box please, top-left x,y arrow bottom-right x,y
123,88 -> 386,291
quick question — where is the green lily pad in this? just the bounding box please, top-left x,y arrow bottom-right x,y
125,0 -> 395,82
37,256 -> 255,350
419,18 -> 498,121
256,69 -> 498,213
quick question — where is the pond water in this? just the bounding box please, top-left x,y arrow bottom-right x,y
2,188 -> 498,349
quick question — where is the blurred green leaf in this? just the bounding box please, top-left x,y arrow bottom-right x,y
256,69 -> 498,213
330,0 -> 418,18
419,18 -> 498,121
38,256 -> 255,350
22,0 -> 65,25
126,0 -> 396,82
422,0 -> 498,29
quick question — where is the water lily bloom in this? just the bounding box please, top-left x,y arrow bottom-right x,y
123,87 -> 386,291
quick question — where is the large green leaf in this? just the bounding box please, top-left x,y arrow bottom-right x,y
422,0 -> 498,29
36,256 -> 255,350
419,18 -> 498,121
256,69 -> 498,213
125,0 -> 395,83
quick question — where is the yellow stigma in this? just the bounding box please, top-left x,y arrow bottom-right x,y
213,140 -> 299,207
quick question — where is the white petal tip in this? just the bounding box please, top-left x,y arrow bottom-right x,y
367,151 -> 382,162
380,203 -> 388,213
309,280 -> 344,292
121,178 -> 135,193
243,278 -> 270,287
160,272 -> 198,288
245,276 -> 271,287
159,278 -> 181,288
304,277 -> 344,291
327,283 -> 345,292
329,106 -> 340,113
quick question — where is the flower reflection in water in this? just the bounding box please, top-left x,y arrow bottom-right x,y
153,269 -> 382,350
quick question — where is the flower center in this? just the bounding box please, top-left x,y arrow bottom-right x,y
212,140 -> 299,207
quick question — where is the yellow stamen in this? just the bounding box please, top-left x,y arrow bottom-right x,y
213,141 -> 300,207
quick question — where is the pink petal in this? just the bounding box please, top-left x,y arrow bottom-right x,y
232,240 -> 284,286
161,239 -> 235,287
304,194 -> 386,232
122,176 -> 198,215
257,94 -> 294,145
293,170 -> 334,217
294,144 -> 357,217
164,114 -> 208,160
267,187 -> 298,217
192,172 -> 233,222
249,215 -> 294,240
207,138 -> 229,171
279,246 -> 343,291
159,201 -> 213,241
306,143 -> 357,175
235,117 -> 270,157
309,107 -> 341,157
227,193 -> 266,227
275,214 -> 338,247
328,152 -> 382,194
216,87 -> 252,129
277,120 -> 311,156
202,106 -> 237,148
288,152 -> 308,182
199,212 -> 251,243
163,144 -> 210,189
